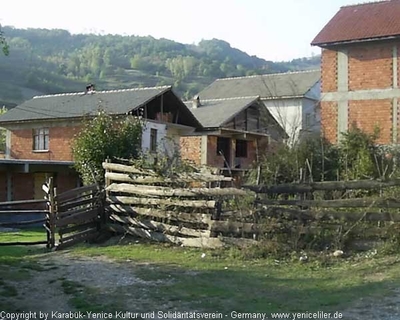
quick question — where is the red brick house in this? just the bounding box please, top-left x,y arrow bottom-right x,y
180,96 -> 286,173
0,86 -> 200,201
312,0 -> 400,144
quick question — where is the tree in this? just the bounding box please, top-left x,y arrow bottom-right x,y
72,110 -> 143,185
0,25 -> 9,55
0,106 -> 7,151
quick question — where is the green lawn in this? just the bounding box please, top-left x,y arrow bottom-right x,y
0,228 -> 47,244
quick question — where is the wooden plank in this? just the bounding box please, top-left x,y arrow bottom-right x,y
245,179 -> 400,194
107,195 -> 216,209
109,214 -> 210,237
107,223 -> 257,248
107,204 -> 212,224
107,223 -> 222,248
105,172 -> 232,184
0,218 -> 46,227
55,184 -> 98,201
58,221 -> 98,236
56,208 -> 99,228
0,210 -> 49,215
57,197 -> 96,212
56,230 -> 98,250
102,162 -> 157,176
257,206 -> 400,222
106,183 -> 248,197
0,241 -> 47,246
57,205 -> 99,219
0,199 -> 47,207
256,198 -> 400,208
59,227 -> 98,243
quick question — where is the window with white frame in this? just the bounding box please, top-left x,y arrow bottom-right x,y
33,128 -> 49,151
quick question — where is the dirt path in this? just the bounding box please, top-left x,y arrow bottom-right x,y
1,251 -> 400,320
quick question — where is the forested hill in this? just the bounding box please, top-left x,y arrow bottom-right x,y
0,26 -> 320,107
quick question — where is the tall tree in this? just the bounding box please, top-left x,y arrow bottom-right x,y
0,25 -> 9,55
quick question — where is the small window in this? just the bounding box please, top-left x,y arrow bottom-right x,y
33,128 -> 49,151
235,140 -> 247,158
150,128 -> 157,153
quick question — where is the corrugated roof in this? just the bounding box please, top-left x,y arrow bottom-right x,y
312,1 -> 400,46
184,97 -> 259,128
0,86 -> 171,123
197,70 -> 320,100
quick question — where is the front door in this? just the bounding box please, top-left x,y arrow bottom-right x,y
217,137 -> 231,167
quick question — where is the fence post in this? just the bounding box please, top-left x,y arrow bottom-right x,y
47,177 -> 56,249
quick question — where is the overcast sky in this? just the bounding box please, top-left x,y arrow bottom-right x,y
1,0 -> 370,61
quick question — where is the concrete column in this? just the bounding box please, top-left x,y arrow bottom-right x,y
393,46 -> 398,88
393,98 -> 398,143
337,50 -> 349,141
337,101 -> 349,141
200,135 -> 208,165
337,50 -> 349,92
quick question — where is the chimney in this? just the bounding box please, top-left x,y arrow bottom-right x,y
192,95 -> 201,109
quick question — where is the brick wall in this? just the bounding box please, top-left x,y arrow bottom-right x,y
321,101 -> 338,143
179,136 -> 202,166
348,43 -> 393,91
321,41 -> 400,145
348,99 -> 392,144
321,49 -> 337,92
10,125 -> 81,161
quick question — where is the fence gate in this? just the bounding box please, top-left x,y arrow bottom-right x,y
45,178 -> 104,250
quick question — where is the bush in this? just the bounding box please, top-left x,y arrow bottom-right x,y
72,110 -> 143,185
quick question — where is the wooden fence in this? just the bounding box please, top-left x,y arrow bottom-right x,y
0,199 -> 50,246
103,160 -> 400,250
104,161 -> 259,248
50,181 -> 103,250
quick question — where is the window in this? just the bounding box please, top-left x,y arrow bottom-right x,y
33,128 -> 49,151
150,128 -> 157,153
235,140 -> 248,158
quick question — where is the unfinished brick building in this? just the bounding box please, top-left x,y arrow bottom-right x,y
312,0 -> 400,144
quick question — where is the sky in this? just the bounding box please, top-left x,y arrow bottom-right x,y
0,0 -> 372,61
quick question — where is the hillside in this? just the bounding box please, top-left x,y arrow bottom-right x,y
0,27 -> 320,107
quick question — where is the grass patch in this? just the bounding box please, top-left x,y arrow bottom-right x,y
0,228 -> 47,243
71,241 -> 400,313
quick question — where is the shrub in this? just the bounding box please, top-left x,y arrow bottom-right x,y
72,110 -> 143,185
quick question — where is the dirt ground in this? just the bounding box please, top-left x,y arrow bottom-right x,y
1,251 -> 400,320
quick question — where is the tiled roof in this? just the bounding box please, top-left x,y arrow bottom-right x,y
184,96 -> 259,128
197,70 -> 320,101
312,1 -> 400,46
0,86 -> 171,123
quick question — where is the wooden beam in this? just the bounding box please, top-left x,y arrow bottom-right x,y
107,195 -> 216,209
106,183 -> 248,197
107,204 -> 212,224
256,198 -> 400,208
102,162 -> 157,176
109,214 -> 210,237
244,179 -> 400,194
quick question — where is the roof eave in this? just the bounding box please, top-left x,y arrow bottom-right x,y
312,34 -> 400,48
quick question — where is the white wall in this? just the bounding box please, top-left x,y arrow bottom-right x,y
263,98 -> 303,144
141,121 -> 167,154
